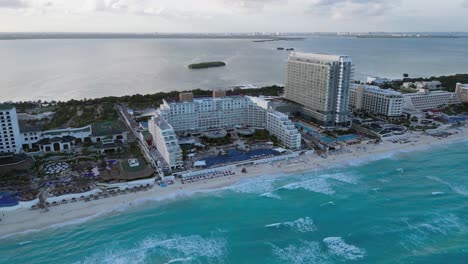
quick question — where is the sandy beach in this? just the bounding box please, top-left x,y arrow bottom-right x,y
1,128 -> 467,240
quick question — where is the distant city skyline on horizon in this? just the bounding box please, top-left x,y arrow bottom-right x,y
1,0 -> 468,32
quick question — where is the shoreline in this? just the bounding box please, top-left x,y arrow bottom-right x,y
1,128 -> 467,240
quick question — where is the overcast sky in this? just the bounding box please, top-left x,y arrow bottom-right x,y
1,0 -> 468,32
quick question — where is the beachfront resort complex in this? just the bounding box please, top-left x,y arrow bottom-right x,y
1,52 -> 467,212
349,84 -> 404,120
149,90 -> 301,168
285,52 -> 353,127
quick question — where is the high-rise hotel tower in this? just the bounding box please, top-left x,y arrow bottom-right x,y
285,52 -> 353,127
0,104 -> 22,154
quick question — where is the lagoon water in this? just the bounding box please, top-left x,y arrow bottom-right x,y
1,141 -> 467,263
1,36 -> 468,102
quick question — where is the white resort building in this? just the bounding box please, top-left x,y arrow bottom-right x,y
266,111 -> 301,149
0,104 -> 22,154
349,85 -> 404,119
149,91 -> 301,167
285,52 -> 353,127
403,90 -> 461,111
157,92 -> 266,132
455,83 -> 468,103
148,117 -> 183,169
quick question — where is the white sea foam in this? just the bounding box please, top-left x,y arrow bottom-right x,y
260,192 -> 282,200
163,257 -> 193,264
427,176 -> 468,196
278,172 -> 358,196
323,237 -> 366,260
141,234 -> 227,261
17,240 -> 32,246
400,214 -> 467,250
225,174 -> 282,195
265,217 -> 317,233
323,173 -> 357,184
431,192 -> 445,196
280,178 -> 335,195
320,201 -> 335,207
78,234 -> 227,264
269,241 -> 330,264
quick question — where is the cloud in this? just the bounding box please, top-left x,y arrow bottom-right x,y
463,0 -> 468,8
307,0 -> 401,19
0,0 -> 411,24
0,0 -> 25,8
225,0 -> 285,11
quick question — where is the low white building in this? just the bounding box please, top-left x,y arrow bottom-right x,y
149,92 -> 302,167
349,85 -> 403,118
158,95 -> 267,132
415,81 -> 442,91
21,125 -> 93,150
366,76 -> 392,85
455,83 -> 468,103
20,121 -> 128,154
403,90 -> 461,111
157,93 -> 300,149
0,105 -> 22,154
148,117 -> 183,169
266,111 -> 301,149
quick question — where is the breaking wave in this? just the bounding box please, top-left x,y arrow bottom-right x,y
265,217 -> 317,233
280,178 -> 335,195
77,234 -> 227,264
426,176 -> 468,196
323,237 -> 366,260
269,241 -> 330,264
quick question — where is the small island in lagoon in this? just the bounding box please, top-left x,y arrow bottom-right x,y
188,61 -> 226,69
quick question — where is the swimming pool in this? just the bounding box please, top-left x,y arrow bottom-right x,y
198,149 -> 280,168
320,137 -> 335,143
295,123 -> 318,134
336,134 -> 361,142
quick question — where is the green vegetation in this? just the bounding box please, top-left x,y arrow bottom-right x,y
375,74 -> 468,92
402,74 -> 468,92
442,103 -> 468,115
0,171 -> 30,187
188,61 -> 226,69
399,87 -> 418,94
14,85 -> 285,129
203,133 -> 232,146
248,130 -> 279,144
44,102 -> 118,130
128,143 -> 144,159
121,158 -> 146,172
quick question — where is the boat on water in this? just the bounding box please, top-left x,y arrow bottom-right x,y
277,47 -> 285,50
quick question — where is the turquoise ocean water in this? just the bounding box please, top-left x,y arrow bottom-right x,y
1,141 -> 467,263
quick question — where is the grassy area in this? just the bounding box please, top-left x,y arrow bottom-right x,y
44,102 -> 118,130
121,158 -> 146,172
